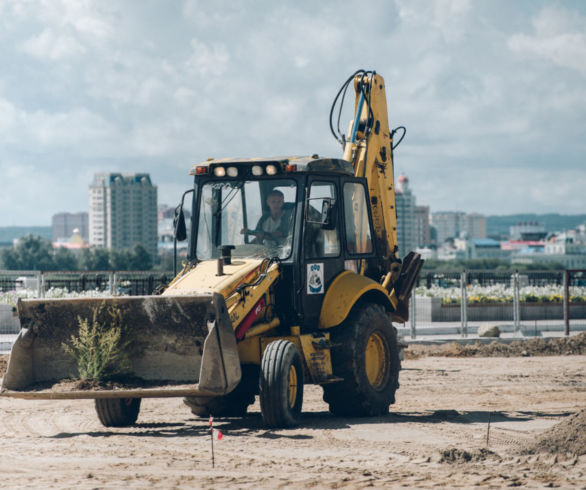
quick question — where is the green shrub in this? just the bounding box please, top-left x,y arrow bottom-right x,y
63,305 -> 130,381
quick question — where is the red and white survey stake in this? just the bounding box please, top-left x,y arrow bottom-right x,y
208,415 -> 223,467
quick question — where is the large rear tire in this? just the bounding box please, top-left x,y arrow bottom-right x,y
95,398 -> 141,427
259,340 -> 303,428
323,304 -> 400,417
184,365 -> 258,418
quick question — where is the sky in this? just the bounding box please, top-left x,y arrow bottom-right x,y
0,0 -> 585,226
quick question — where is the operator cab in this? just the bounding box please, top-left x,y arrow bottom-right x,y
185,156 -> 378,327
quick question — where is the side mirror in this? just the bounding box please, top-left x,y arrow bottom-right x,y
306,197 -> 336,229
321,199 -> 331,223
174,207 -> 187,242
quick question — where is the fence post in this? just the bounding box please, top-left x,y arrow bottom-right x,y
112,272 -> 118,296
563,270 -> 570,336
36,271 -> 42,298
410,292 -> 416,340
39,271 -> 47,298
513,271 -> 520,335
460,270 -> 468,338
109,272 -> 115,296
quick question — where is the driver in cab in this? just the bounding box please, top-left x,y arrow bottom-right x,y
241,189 -> 291,245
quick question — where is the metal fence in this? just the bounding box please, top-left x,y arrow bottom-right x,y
406,269 -> 586,339
2,269 -> 585,340
0,270 -> 174,336
0,270 -> 173,297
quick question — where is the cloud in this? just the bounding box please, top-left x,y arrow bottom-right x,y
0,95 -> 121,154
186,39 -> 230,78
408,166 -> 586,215
0,0 -> 585,226
21,28 -> 86,60
508,6 -> 586,75
396,0 -> 471,42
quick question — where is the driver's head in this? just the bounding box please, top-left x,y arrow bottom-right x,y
266,189 -> 284,217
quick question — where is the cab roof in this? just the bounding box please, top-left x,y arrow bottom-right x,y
189,155 -> 355,176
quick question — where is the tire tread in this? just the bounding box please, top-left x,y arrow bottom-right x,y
323,304 -> 400,417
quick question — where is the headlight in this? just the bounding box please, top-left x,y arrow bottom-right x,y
227,166 -> 238,177
252,165 -> 263,176
266,164 -> 278,175
213,166 -> 226,177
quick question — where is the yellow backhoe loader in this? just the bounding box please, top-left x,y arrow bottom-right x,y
1,70 -> 423,428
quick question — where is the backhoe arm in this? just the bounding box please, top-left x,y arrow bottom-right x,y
340,71 -> 422,321
343,72 -> 399,271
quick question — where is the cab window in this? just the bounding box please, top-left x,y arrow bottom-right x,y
343,182 -> 373,255
304,181 -> 340,258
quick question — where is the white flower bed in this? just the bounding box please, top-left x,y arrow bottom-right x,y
415,284 -> 586,305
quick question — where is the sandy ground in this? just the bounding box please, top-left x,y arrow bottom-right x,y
1,353 -> 585,489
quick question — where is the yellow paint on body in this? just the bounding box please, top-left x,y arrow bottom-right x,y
318,271 -> 393,329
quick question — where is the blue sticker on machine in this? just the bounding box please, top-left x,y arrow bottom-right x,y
307,263 -> 324,295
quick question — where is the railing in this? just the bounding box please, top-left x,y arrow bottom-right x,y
0,270 -> 173,298
0,270 -> 174,336
409,269 -> 586,339
1,269 -> 585,340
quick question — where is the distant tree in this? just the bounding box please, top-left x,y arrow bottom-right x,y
110,249 -> 132,271
153,254 -> 174,272
92,248 -> 112,270
77,249 -> 93,270
79,248 -> 113,271
129,244 -> 152,270
0,247 -> 20,269
0,235 -> 55,270
53,247 -> 78,271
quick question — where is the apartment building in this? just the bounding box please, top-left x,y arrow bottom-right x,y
89,173 -> 158,259
395,174 -> 417,258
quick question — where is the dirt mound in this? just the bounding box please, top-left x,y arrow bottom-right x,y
406,332 -> 586,359
522,409 -> 586,456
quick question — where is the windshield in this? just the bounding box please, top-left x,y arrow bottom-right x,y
196,179 -> 297,260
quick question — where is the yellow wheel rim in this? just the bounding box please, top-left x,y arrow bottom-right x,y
288,365 -> 298,408
365,332 -> 387,390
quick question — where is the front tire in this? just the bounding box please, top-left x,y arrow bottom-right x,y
323,304 -> 400,417
259,340 -> 304,427
95,398 -> 141,427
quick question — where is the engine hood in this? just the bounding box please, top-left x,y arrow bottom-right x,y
162,259 -> 265,299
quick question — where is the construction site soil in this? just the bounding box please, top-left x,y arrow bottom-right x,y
1,333 -> 585,488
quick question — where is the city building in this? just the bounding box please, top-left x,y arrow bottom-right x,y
89,173 -> 158,259
510,232 -> 586,268
509,221 -> 546,241
431,211 -> 466,245
464,213 -> 487,240
52,212 -> 89,242
52,228 -> 90,252
431,211 -> 487,245
395,174 -> 417,258
453,237 -> 506,260
415,205 -> 431,248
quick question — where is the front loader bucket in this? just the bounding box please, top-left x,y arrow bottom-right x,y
1,292 -> 241,400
